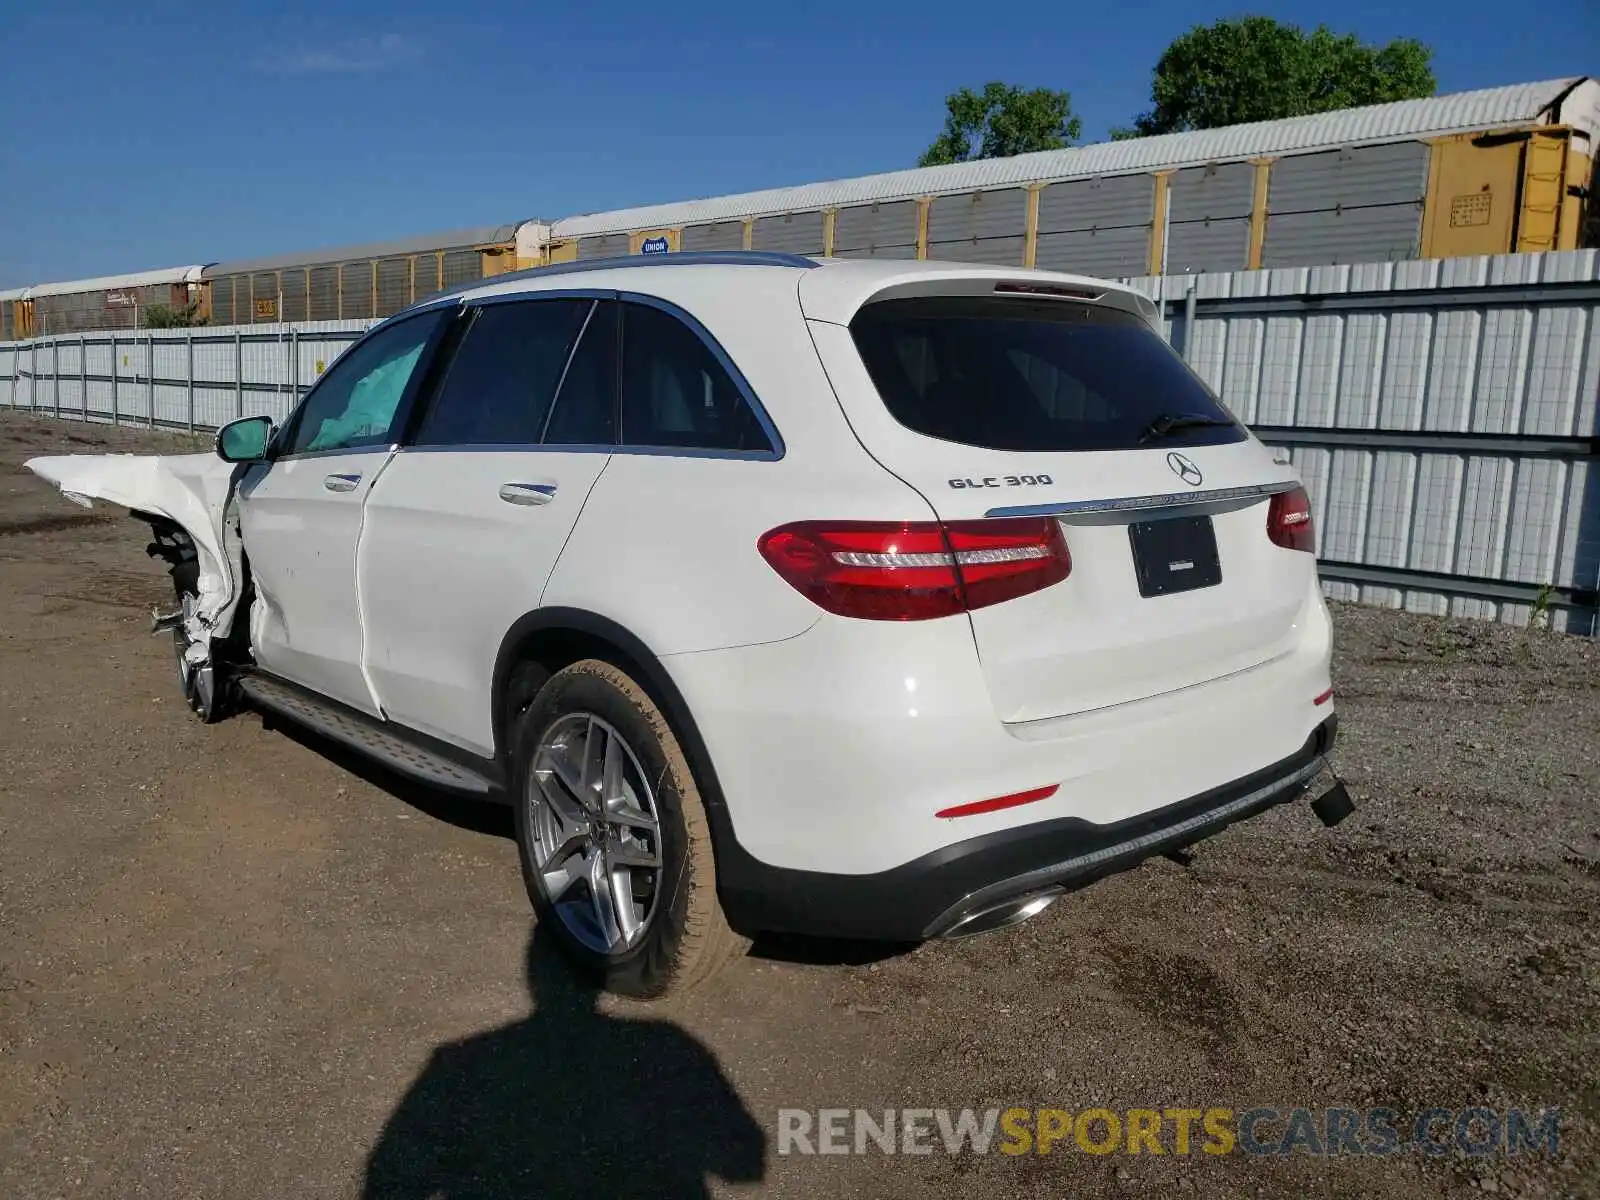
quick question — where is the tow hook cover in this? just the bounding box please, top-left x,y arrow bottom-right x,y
1311,781 -> 1355,828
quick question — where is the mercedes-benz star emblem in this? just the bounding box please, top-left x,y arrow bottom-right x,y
1166,452 -> 1204,487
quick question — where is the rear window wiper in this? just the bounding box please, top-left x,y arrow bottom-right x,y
1138,412 -> 1236,444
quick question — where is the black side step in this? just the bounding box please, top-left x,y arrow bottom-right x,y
237,673 -> 495,795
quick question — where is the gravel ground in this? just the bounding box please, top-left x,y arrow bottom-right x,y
1,411 -> 1596,1199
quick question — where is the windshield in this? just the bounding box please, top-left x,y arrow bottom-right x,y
849,296 -> 1246,453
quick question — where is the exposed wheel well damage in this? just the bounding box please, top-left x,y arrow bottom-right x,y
24,451 -> 248,640
135,509 -> 199,589
492,609 -> 741,873
129,502 -> 251,646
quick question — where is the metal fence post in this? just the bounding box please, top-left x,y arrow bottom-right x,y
289,326 -> 299,415
186,331 -> 195,433
235,330 -> 243,419
1182,277 -> 1198,364
110,333 -> 119,425
147,334 -> 155,428
53,338 -> 60,419
80,335 -> 88,421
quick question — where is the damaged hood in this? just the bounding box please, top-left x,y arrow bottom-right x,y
25,452 -> 239,618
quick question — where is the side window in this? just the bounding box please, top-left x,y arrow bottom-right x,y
543,300 -> 619,446
414,299 -> 590,446
285,312 -> 443,455
619,302 -> 770,452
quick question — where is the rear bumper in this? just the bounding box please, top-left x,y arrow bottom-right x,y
717,715 -> 1336,941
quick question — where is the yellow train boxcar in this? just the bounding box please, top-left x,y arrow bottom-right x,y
202,224 -> 527,326
546,77 -> 1598,277
5,77 -> 1593,341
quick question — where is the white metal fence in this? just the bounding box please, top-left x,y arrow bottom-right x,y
1124,250 -> 1600,634
0,319 -> 374,432
3,250 -> 1597,633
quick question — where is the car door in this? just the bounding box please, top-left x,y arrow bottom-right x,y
358,295 -> 619,755
239,308 -> 449,715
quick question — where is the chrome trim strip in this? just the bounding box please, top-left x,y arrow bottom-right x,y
396,442 -> 781,462
270,444 -> 397,463
985,480 -> 1298,519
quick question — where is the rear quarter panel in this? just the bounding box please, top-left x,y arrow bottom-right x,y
540,269 -> 930,655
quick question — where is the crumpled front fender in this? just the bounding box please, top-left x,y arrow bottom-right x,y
24,452 -> 243,634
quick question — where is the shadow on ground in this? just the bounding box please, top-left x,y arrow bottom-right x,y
364,926 -> 767,1199
265,714 -> 514,839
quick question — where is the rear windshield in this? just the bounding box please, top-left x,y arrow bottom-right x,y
849,296 -> 1246,452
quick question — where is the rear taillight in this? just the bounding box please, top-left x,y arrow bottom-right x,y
757,518 -> 1071,621
1267,486 -> 1315,553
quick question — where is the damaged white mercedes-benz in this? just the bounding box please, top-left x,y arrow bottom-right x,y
27,252 -> 1349,998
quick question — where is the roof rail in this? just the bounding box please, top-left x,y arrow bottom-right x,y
426,250 -> 818,303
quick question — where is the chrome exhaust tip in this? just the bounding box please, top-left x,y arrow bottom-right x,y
939,888 -> 1062,939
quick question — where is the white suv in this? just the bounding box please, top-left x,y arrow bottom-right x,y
29,252 -> 1341,997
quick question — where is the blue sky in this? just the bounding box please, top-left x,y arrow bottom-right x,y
1,0 -> 1594,286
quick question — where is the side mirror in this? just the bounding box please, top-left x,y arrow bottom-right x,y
216,415 -> 274,464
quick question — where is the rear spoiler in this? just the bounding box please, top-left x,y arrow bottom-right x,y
800,264 -> 1161,328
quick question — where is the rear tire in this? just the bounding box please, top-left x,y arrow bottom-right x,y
511,659 -> 749,999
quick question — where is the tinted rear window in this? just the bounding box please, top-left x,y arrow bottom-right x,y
849,297 -> 1245,452
620,302 -> 772,452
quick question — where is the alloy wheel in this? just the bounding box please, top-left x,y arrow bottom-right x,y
526,712 -> 664,954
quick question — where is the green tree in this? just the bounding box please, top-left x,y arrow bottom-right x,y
143,301 -> 208,329
1114,16 -> 1435,139
920,82 -> 1082,166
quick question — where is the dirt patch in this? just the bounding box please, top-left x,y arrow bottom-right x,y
1101,941 -> 1238,1043
0,410 -> 1596,1199
0,510 -> 119,537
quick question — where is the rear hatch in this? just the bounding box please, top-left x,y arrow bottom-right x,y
804,275 -> 1316,724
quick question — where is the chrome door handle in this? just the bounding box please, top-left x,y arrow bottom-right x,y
498,482 -> 557,506
323,473 -> 361,493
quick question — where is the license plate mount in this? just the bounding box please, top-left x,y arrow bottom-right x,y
1128,516 -> 1222,598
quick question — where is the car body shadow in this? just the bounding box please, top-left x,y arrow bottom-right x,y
748,932 -> 916,967
261,713 -> 514,839
364,925 -> 767,1199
